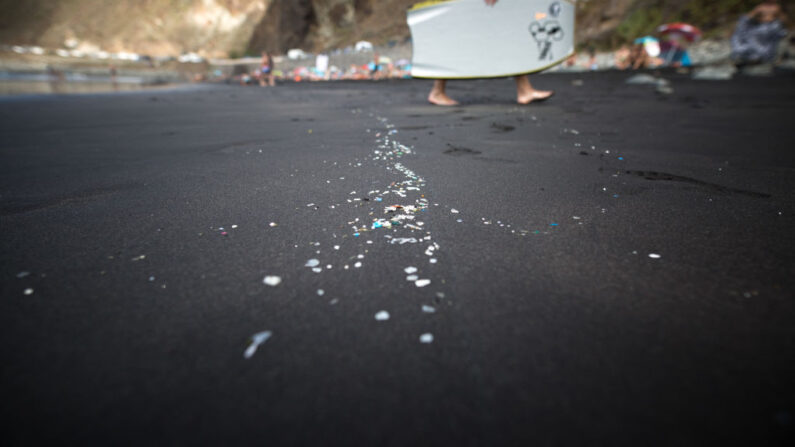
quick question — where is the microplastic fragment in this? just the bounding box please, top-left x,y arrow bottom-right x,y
243,330 -> 272,359
375,311 -> 390,321
305,259 -> 320,267
391,237 -> 418,244
24,288 -> 34,295
422,305 -> 436,313
451,209 -> 459,214
404,266 -> 418,274
419,333 -> 434,344
333,245 -> 340,250
354,262 -> 362,268
329,298 -> 339,305
263,275 -> 282,286
17,271 -> 30,278
312,267 -> 322,273
415,279 -> 431,287
317,289 -> 325,296
269,222 -> 278,227
406,275 -> 419,281
648,253 -> 662,259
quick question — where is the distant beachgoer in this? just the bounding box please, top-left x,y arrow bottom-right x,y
629,37 -> 662,70
731,0 -> 788,65
614,45 -> 631,70
427,0 -> 553,106
586,47 -> 598,70
259,51 -> 275,86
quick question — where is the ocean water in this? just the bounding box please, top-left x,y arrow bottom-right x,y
0,72 -> 173,96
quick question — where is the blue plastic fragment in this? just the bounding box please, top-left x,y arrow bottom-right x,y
550,223 -> 558,226
618,156 -> 624,160
354,232 -> 360,237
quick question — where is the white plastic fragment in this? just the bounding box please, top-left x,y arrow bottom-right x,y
406,275 -> 419,281
305,259 -> 320,267
450,208 -> 459,214
263,275 -> 282,286
390,237 -> 418,244
422,305 -> 436,313
24,288 -> 34,295
312,267 -> 322,273
404,266 -> 418,274
243,330 -> 272,359
269,222 -> 278,227
317,289 -> 325,296
648,253 -> 662,259
419,333 -> 434,343
415,279 -> 431,288
17,271 -> 30,278
375,310 -> 390,321
354,262 -> 362,268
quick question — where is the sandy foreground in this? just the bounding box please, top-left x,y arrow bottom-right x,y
1,71 -> 793,444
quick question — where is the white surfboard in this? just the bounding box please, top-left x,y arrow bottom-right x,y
408,0 -> 575,79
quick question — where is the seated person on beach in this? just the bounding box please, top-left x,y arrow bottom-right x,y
614,45 -> 631,70
258,51 -> 275,86
731,0 -> 788,65
427,0 -> 553,106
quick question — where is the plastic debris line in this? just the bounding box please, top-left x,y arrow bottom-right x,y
284,113 -> 441,347
244,113 -> 661,356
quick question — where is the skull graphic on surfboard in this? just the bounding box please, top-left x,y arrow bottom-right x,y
408,0 -> 575,79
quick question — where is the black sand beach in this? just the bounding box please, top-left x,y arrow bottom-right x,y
1,71 -> 794,445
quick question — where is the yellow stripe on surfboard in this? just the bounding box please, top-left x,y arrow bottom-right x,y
409,0 -> 458,12
410,0 -> 575,11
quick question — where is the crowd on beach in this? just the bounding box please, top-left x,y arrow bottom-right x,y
229,49 -> 413,86
560,0 -> 790,72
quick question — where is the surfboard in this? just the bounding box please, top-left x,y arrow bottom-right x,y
408,0 -> 575,79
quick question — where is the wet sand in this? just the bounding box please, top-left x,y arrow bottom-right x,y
1,71 -> 794,444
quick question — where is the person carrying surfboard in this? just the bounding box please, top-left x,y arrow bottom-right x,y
422,0 -> 554,106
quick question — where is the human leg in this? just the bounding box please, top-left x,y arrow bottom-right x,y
428,79 -> 459,106
515,75 -> 553,104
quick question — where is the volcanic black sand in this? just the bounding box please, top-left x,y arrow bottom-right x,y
1,71 -> 794,445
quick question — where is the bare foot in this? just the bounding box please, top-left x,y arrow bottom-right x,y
428,91 -> 459,106
517,89 -> 554,105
